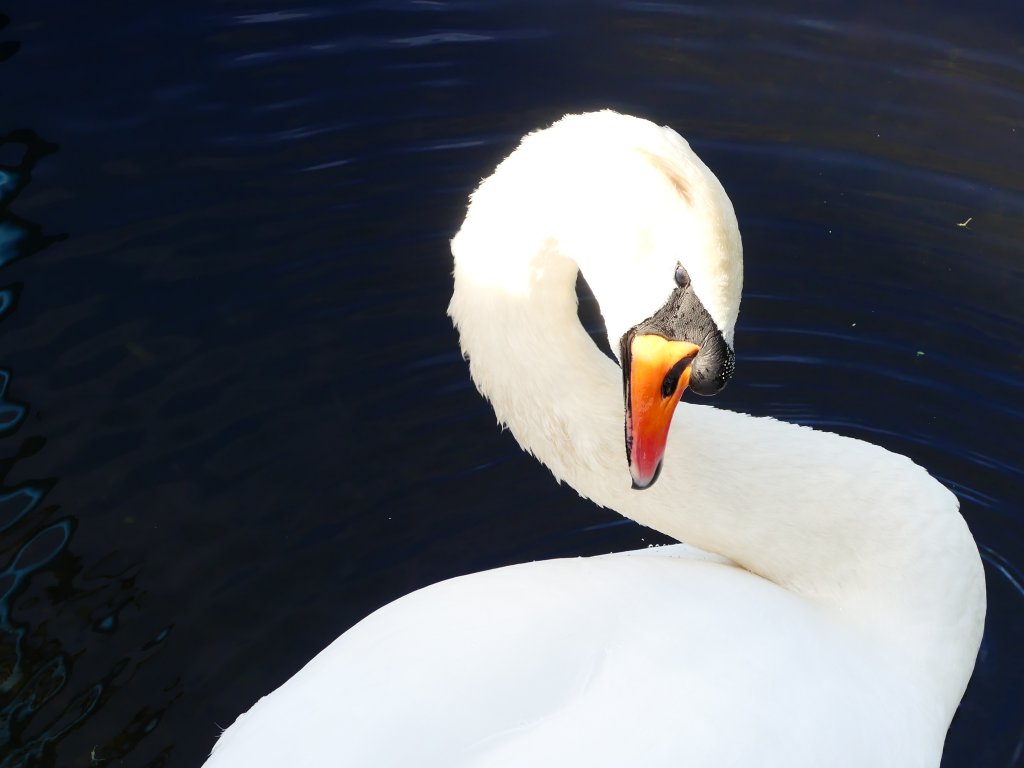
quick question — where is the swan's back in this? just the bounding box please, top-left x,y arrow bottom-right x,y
207,544 -> 943,768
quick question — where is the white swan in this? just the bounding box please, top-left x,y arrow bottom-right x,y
204,111 -> 985,768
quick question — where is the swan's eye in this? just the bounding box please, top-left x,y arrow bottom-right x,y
674,263 -> 690,288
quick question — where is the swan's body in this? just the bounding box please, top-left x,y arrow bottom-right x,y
205,111 -> 985,767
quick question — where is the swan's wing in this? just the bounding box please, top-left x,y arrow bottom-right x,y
205,554 -> 938,768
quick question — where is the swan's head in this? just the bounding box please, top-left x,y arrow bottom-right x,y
553,113 -> 742,488
451,111 -> 742,490
618,258 -> 737,489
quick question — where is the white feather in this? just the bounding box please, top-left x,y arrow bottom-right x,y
204,111 -> 985,768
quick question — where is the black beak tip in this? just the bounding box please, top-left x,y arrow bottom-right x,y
630,460 -> 663,491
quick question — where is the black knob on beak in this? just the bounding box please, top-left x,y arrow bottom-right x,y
689,335 -> 735,396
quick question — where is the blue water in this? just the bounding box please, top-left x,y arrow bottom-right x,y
2,1 -> 1022,765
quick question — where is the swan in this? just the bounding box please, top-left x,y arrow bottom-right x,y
204,110 -> 985,768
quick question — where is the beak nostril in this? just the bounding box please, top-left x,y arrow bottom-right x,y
661,356 -> 693,398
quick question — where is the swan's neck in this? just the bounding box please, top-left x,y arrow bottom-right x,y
449,232 -> 984,725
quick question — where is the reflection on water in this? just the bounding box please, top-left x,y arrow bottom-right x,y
0,126 -> 72,765
4,1 -> 1023,766
0,90 -> 179,768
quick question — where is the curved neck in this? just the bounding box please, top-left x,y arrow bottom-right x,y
449,235 -> 985,726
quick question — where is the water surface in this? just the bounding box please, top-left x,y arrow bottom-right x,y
2,1 -> 1022,766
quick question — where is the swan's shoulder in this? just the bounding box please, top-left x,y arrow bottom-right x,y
207,552 -> 942,768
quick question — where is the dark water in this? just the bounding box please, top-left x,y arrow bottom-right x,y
2,1 -> 1022,765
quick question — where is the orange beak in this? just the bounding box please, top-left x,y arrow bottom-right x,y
624,334 -> 700,489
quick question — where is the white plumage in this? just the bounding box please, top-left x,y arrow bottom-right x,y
205,111 -> 985,768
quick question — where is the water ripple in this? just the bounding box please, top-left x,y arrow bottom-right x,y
705,138 -> 1024,203
391,31 -> 493,46
980,545 -> 1024,600
625,2 -> 1024,75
